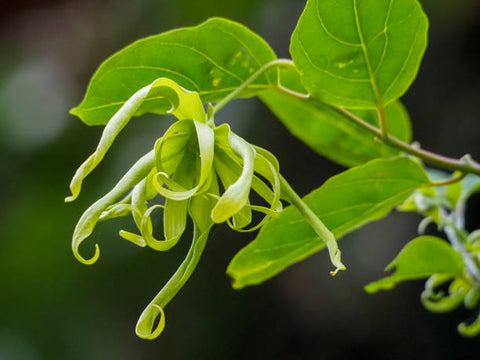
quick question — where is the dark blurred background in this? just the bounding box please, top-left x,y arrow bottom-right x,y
0,0 -> 479,359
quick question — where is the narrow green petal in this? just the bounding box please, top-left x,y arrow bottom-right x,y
135,169 -> 218,340
99,203 -> 133,221
211,129 -> 255,223
252,151 -> 282,210
136,148 -> 195,251
126,177 -> 188,252
458,312 -> 480,338
66,77 -> 206,202
227,204 -> 281,233
253,145 -> 280,172
118,230 -> 147,247
213,148 -> 252,228
164,198 -> 189,243
464,287 -> 480,310
71,150 -> 155,264
189,170 -> 221,232
154,120 -> 214,200
135,222 -> 212,340
421,276 -> 470,313
135,304 -> 166,340
66,85 -> 152,202
227,152 -> 282,232
140,200 -> 188,251
131,170 -> 158,229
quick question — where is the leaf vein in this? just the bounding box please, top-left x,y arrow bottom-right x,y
314,2 -> 361,47
153,42 -> 245,83
297,34 -> 370,83
373,0 -> 394,75
211,26 -> 276,84
382,23 -> 421,100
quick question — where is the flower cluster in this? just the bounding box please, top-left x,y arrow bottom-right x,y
66,78 -> 284,338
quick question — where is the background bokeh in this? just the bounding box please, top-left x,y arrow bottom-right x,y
0,0 -> 479,359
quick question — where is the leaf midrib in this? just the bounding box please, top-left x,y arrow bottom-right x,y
353,0 -> 384,106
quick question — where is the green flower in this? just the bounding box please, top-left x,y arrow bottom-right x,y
66,77 -> 343,339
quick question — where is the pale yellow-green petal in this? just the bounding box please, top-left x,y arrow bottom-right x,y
66,78 -> 206,202
71,150 -> 154,264
211,129 -> 255,223
154,120 -> 214,200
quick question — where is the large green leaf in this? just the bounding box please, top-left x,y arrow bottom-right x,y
364,236 -> 465,293
227,157 -> 430,289
290,0 -> 428,108
261,86 -> 411,167
72,17 -> 277,125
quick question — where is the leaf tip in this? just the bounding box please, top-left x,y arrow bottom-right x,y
229,277 -> 245,290
364,280 -> 394,294
69,105 -> 84,121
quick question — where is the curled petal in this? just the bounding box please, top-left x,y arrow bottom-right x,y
66,77 -> 206,202
226,151 -> 283,232
141,200 -> 188,251
119,229 -> 147,247
211,128 -> 255,223
250,151 -> 282,211
189,170 -> 220,232
99,203 -> 133,221
464,287 -> 480,309
421,276 -> 470,313
227,204 -> 281,233
213,150 -> 252,228
154,120 -> 214,200
253,145 -> 280,172
279,174 -> 345,275
128,166 -> 189,251
135,222 -> 212,340
72,150 -> 155,264
66,86 -> 151,202
131,172 -> 158,228
136,304 -> 166,340
458,312 -> 480,338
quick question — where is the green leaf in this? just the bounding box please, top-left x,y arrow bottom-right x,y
364,236 -> 465,293
72,17 -> 277,126
290,0 -> 428,108
261,68 -> 411,167
227,157 -> 430,288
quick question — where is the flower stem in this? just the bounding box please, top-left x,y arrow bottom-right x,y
211,59 -> 297,117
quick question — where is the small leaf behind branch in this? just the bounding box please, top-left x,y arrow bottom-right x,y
261,85 -> 411,167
